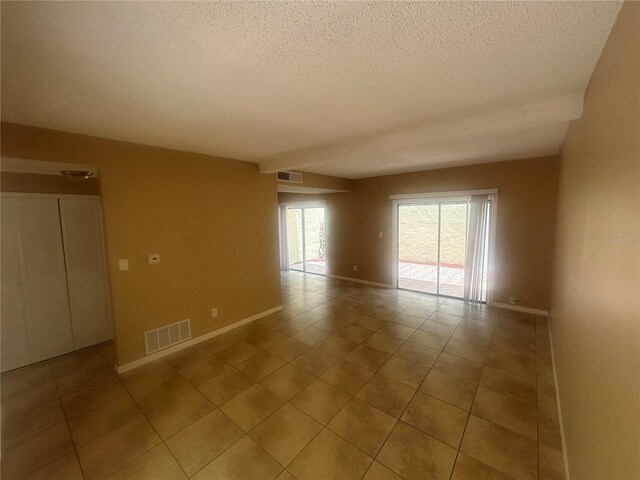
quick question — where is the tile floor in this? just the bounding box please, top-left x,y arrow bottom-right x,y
1,271 -> 565,480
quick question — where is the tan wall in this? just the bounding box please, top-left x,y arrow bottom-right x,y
1,171 -> 100,195
1,122 -> 281,366
353,158 -> 559,309
550,3 -> 640,479
279,157 -> 559,310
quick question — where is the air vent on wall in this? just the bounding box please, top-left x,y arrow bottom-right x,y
277,171 -> 303,184
145,319 -> 191,355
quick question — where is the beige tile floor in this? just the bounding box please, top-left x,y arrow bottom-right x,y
1,271 -> 566,480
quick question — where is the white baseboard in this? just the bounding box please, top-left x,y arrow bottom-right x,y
327,274 -> 394,289
547,316 -> 571,480
492,302 -> 549,317
116,305 -> 282,374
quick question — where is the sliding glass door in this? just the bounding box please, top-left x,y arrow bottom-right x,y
397,198 -> 490,300
286,208 -> 304,271
438,202 -> 468,297
397,204 -> 440,294
286,206 -> 327,275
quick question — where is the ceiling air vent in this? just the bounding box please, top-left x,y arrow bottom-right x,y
277,171 -> 303,184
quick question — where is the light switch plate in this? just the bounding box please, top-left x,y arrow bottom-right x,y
118,259 -> 129,271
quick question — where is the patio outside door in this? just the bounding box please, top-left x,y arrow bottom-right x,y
286,206 -> 327,275
397,200 -> 470,298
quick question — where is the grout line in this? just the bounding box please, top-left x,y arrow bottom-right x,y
442,330 -> 470,480
1,351 -> 120,460
250,297 -> 421,474
185,428 -> 247,478
345,308 -> 454,475
445,335 -> 491,480
1,365 -> 83,478
116,357 -> 193,479
48,362 -> 88,480
3,273 -> 541,480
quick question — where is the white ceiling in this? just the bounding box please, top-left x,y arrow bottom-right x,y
1,1 -> 621,179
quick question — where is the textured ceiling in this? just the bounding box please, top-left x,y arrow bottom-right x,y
1,1 -> 622,178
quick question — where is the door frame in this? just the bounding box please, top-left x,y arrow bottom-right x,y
58,196 -> 114,349
278,201 -> 329,276
1,192 -> 116,347
390,188 -> 498,304
392,196 -> 469,298
1,195 -> 75,370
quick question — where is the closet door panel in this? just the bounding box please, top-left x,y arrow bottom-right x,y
0,289 -> 29,370
1,205 -> 30,371
68,278 -> 109,345
25,279 -> 76,362
1,197 -> 74,371
17,198 -> 75,362
59,197 -> 112,349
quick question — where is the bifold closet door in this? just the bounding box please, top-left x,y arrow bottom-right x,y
59,197 -> 113,349
1,197 -> 74,372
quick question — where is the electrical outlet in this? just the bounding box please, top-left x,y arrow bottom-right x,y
378,232 -> 383,238
509,297 -> 517,305
353,265 -> 358,272
211,308 -> 218,317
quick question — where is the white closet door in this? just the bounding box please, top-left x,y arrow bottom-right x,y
1,202 -> 30,371
1,197 -> 75,372
59,197 -> 113,349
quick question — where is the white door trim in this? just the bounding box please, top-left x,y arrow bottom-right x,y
392,193 -> 498,302
1,157 -> 99,177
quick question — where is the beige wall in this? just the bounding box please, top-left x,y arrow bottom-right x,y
1,171 -> 100,195
550,3 -> 640,479
355,158 -> 559,310
1,122 -> 281,366
282,157 -> 559,309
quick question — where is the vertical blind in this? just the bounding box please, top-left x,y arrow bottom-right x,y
463,194 -> 493,304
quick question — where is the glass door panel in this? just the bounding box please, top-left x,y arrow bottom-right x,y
398,204 -> 439,294
285,206 -> 327,275
286,208 -> 303,271
438,203 -> 468,298
303,207 -> 326,275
